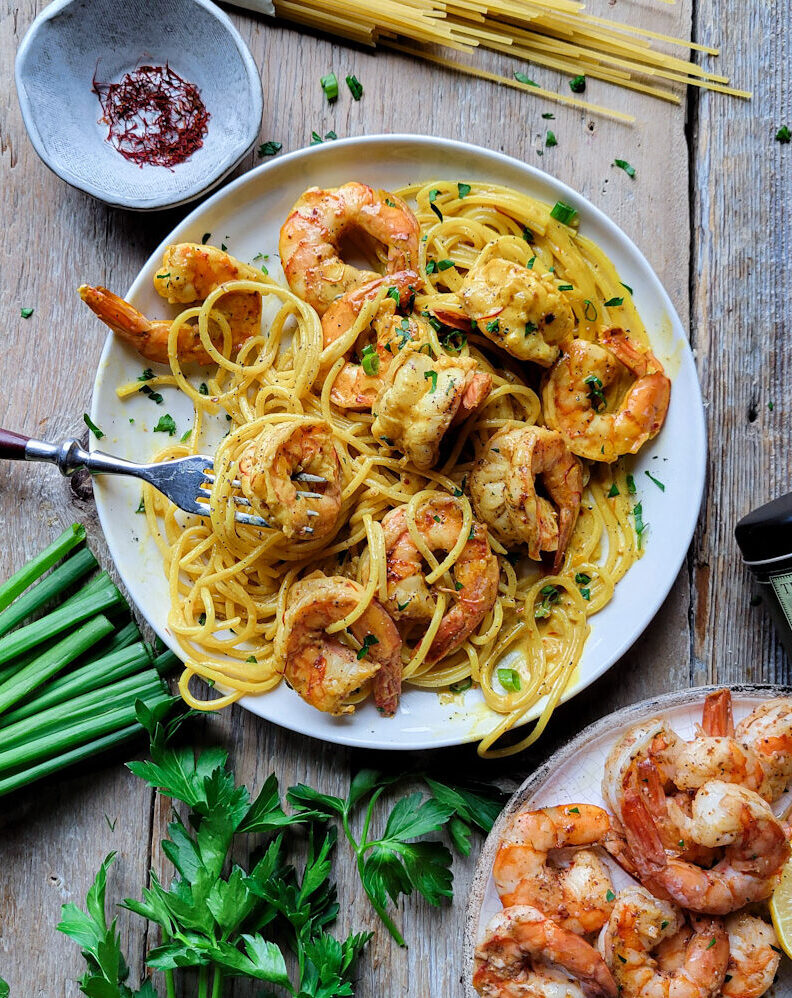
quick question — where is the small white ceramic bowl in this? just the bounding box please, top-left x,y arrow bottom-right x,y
15,0 -> 263,211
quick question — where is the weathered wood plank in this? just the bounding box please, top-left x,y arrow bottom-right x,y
1,0 -> 696,993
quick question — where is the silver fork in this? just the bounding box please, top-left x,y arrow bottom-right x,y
0,429 -> 326,532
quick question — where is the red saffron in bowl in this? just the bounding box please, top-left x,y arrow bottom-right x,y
92,64 -> 210,168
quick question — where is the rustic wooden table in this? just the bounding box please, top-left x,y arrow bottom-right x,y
1,0 -> 790,993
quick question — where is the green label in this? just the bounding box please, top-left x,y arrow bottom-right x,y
770,571 -> 792,630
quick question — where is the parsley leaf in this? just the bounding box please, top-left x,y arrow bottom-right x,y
514,70 -> 539,87
614,159 -> 637,178
257,140 -> 282,157
83,413 -> 104,440
776,125 -> 791,143
153,414 -> 177,436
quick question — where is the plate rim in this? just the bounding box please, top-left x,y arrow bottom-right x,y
462,682 -> 792,998
90,132 -> 708,750
14,0 -> 264,211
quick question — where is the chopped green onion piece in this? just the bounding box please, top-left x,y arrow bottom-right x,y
608,483 -> 620,498
542,112 -> 555,119
522,226 -> 533,242
621,282 -> 634,295
498,668 -> 522,692
645,470 -> 665,491
614,159 -> 637,178
180,428 -> 192,442
20,307 -> 34,319
514,71 -> 538,87
346,74 -> 363,100
526,256 -> 536,269
360,344 -> 380,376
83,413 -> 104,440
257,140 -> 282,157
626,474 -> 637,495
428,188 -> 443,222
546,130 -> 557,147
201,232 -> 211,244
138,368 -> 154,381
558,284 -> 574,291
583,299 -> 598,321
320,72 -> 339,101
457,182 -> 471,198
396,600 -> 411,611
550,201 -> 578,225
604,297 -> 624,307
424,369 -> 438,393
449,677 -> 472,693
386,286 -> 400,303
437,259 -> 455,271
633,501 -> 648,548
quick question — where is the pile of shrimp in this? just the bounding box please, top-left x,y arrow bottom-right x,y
79,180 -> 671,754
475,690 -> 792,998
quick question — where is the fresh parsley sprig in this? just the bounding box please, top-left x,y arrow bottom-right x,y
287,770 -> 504,946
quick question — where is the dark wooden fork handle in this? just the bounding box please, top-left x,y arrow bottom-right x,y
0,428 -> 31,460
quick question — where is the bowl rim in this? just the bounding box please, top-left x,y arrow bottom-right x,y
14,0 -> 264,211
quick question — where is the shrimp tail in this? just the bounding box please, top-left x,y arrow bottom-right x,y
621,788 -> 668,878
702,688 -> 734,737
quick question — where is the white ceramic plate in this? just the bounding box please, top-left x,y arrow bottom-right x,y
90,134 -> 706,750
464,684 -> 792,997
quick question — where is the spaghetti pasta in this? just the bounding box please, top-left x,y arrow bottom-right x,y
138,179 -> 657,756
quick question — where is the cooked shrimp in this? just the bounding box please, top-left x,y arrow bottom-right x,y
371,351 -> 491,470
542,329 -> 671,463
276,575 -> 402,716
470,425 -> 583,572
80,243 -> 264,364
460,258 -> 575,367
474,904 -> 618,998
279,183 -> 421,315
620,781 -> 790,914
320,271 -> 425,410
735,697 -> 792,802
721,913 -> 780,998
674,692 -> 773,800
237,420 -> 342,540
493,804 -> 615,935
381,496 -> 499,665
598,885 -> 729,998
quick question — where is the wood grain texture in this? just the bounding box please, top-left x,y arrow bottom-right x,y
5,0 -> 786,993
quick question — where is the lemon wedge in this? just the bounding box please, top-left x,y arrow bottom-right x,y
770,855 -> 792,959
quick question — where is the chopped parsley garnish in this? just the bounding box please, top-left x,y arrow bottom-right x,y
356,634 -> 379,660
614,159 -> 637,178
546,130 -> 557,147
645,470 -> 665,491
525,321 -> 538,335
140,385 -> 163,404
485,318 -> 500,333
180,428 -> 192,442
522,226 -> 533,242
320,72 -> 339,101
514,71 -> 539,87
606,889 -> 616,902
498,668 -> 522,692
706,937 -> 717,950
346,74 -> 363,100
154,414 -> 177,436
621,282 -> 634,295
310,130 -> 337,145
442,330 -> 467,354
583,299 -> 598,321
136,497 -> 145,514
384,198 -> 396,207
257,140 -> 282,157
568,806 -> 580,814
535,584 -> 560,619
449,677 -> 472,693
661,920 -> 669,930
550,200 -> 578,225
428,188 -> 443,221
198,382 -> 209,395
769,400 -> 775,411
83,413 -> 104,439
569,75 -> 586,93
396,599 -> 411,611
198,612 -> 206,625
584,373 -> 607,412
386,285 -> 400,303
558,283 -> 574,291
542,112 -> 555,119
246,655 -> 258,663
526,256 -> 536,269
20,307 -> 34,319
201,232 -> 211,244
776,125 -> 791,143
137,368 -> 154,382
626,473 -> 637,495
468,526 -> 476,540
425,260 -> 438,274
607,483 -> 620,498
457,182 -> 471,198
575,572 -> 591,586
424,369 -> 438,393
437,259 -> 455,271
221,242 -> 227,252
454,581 -> 464,591
604,296 -> 624,307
